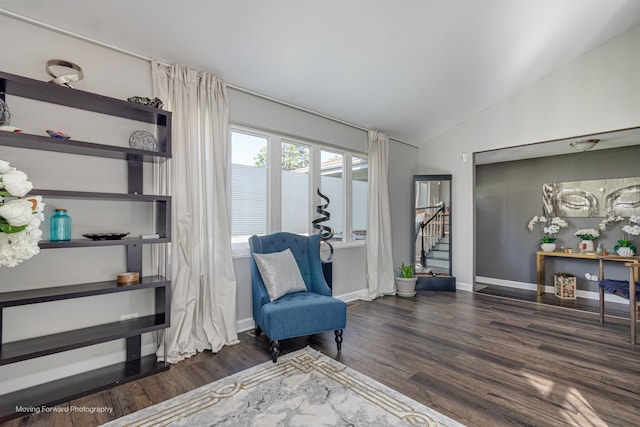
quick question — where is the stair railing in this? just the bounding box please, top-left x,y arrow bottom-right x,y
416,203 -> 446,267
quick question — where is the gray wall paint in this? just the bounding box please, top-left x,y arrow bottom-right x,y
418,23 -> 640,291
476,145 -> 640,291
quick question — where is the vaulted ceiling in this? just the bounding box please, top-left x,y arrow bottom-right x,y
3,1 -> 640,145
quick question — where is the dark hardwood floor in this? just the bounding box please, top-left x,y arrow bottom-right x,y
476,283 -> 633,319
4,291 -> 640,426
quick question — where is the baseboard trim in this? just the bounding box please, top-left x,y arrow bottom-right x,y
476,276 -> 629,304
455,281 -> 473,292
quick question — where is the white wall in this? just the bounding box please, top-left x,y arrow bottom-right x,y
418,23 -> 640,290
0,14 -> 420,392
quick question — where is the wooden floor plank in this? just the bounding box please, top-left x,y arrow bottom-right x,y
3,290 -> 640,427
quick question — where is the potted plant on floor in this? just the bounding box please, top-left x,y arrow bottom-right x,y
395,262 -> 417,297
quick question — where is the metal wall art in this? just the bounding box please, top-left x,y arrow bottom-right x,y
543,177 -> 640,217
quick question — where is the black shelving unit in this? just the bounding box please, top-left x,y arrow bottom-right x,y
0,71 -> 172,422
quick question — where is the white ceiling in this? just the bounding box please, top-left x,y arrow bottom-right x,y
3,0 -> 640,145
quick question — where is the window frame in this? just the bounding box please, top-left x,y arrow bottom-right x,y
230,124 -> 367,256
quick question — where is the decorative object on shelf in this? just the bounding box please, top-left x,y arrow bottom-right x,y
0,97 -> 10,126
117,271 -> 140,285
0,125 -> 21,133
46,129 -> 70,140
527,215 -> 568,250
127,96 -> 164,109
395,262 -> 417,297
312,188 -> 334,262
46,59 -> 84,88
569,138 -> 599,152
50,208 -> 71,241
598,215 -> 639,256
0,160 -> 44,267
82,232 -> 130,241
574,228 -> 599,252
543,177 -> 640,218
554,273 -> 577,299
129,130 -> 158,151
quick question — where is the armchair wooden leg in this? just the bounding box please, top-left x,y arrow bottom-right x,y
255,325 -> 262,336
270,340 -> 280,363
334,329 -> 343,352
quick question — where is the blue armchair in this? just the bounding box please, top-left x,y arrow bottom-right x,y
249,232 -> 347,362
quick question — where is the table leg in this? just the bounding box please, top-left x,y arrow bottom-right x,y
536,252 -> 545,296
630,267 -> 636,345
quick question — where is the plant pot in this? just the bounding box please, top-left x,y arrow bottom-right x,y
580,240 -> 595,252
395,277 -> 417,297
616,247 -> 635,257
540,243 -> 556,252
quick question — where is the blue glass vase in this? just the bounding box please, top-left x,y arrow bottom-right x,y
50,208 -> 71,241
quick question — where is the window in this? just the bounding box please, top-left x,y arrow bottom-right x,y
352,156 -> 368,240
231,130 -> 268,244
230,126 -> 367,251
320,150 -> 344,242
281,141 -> 310,235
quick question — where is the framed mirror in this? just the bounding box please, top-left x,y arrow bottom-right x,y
412,174 -> 455,291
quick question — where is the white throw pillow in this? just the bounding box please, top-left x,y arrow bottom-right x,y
253,248 -> 308,301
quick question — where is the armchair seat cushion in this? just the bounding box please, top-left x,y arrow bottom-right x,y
261,291 -> 347,341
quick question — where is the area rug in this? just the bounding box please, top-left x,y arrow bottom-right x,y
102,347 -> 464,427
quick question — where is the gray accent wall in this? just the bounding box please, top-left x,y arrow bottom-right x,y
476,145 -> 640,292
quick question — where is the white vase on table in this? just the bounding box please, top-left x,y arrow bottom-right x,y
616,247 -> 635,257
580,240 -> 595,252
541,243 -> 556,252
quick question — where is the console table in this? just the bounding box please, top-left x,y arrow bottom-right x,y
535,251 -> 639,296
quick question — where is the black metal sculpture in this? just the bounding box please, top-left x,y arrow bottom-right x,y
312,188 -> 334,260
312,188 -> 334,288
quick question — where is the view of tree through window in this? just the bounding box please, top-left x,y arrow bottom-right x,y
281,142 -> 310,234
230,127 -> 367,249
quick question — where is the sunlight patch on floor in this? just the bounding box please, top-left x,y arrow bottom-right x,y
523,372 -> 607,426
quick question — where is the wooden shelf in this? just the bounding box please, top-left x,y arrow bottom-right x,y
0,69 -> 172,422
0,314 -> 167,365
0,355 -> 168,422
38,237 -> 169,249
0,71 -> 171,125
0,131 -> 170,161
33,188 -> 170,200
0,276 -> 169,308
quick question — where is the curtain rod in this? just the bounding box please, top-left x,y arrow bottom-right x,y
1,8 -> 417,147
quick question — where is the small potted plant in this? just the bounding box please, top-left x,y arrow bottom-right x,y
395,262 -> 417,297
599,215 -> 640,256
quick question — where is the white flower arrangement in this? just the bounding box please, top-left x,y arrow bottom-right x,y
0,160 -> 44,267
598,215 -> 640,253
527,215 -> 568,243
573,228 -> 600,240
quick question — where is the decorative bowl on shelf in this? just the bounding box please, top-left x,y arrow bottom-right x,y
129,130 -> 158,151
82,232 -> 130,241
46,129 -> 71,139
127,96 -> 163,109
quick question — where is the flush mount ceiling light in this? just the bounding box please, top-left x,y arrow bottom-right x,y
570,139 -> 599,151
